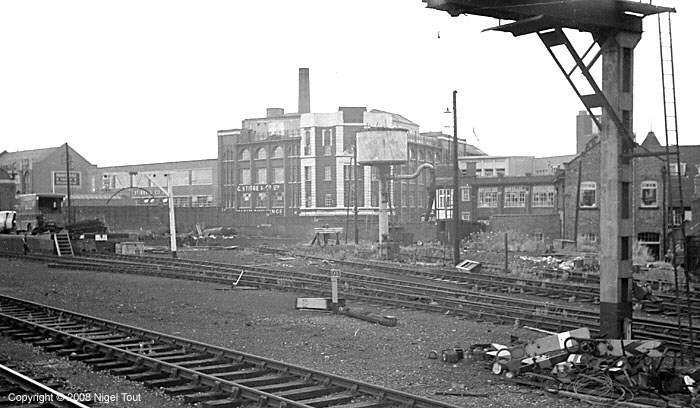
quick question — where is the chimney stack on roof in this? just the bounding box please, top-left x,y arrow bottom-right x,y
298,68 -> 310,114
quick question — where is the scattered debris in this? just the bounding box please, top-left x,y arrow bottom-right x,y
468,328 -> 699,406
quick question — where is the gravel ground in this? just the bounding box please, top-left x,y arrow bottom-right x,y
0,257 -> 587,408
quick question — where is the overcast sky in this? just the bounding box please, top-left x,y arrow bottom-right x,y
1,0 -> 697,166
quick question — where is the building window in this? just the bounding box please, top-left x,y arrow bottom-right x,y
324,166 -> 332,181
191,169 -> 212,185
409,191 -> 415,207
638,232 -> 661,260
478,187 -> 498,208
324,193 -> 333,207
580,182 -> 597,208
582,232 -> 597,243
254,192 -> 267,208
255,147 -> 267,160
239,169 -> 251,185
532,185 -> 555,208
271,146 -> 284,159
239,148 -> 250,161
670,208 -> 691,226
171,171 -> 190,186
322,129 -> 333,156
194,195 -> 212,207
435,188 -> 453,219
240,193 -> 251,208
256,168 -> 267,184
304,166 -> 312,182
504,186 -> 527,208
173,196 -> 191,207
304,130 -> 311,156
461,211 -> 470,221
460,186 -> 470,202
640,181 -> 658,207
495,168 -> 506,177
272,167 -> 284,184
273,191 -> 284,208
343,165 -> 353,181
534,232 -> 544,241
669,162 -> 687,176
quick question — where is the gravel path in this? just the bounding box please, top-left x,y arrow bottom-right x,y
0,257 -> 587,408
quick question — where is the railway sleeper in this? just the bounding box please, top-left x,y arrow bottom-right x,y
126,370 -> 170,382
274,385 -> 345,400
92,360 -> 133,371
157,353 -> 210,364
195,363 -> 251,375
215,368 -> 273,381
182,391 -> 230,404
109,365 -> 148,376
163,383 -> 211,396
234,374 -> 296,388
297,392 -> 356,408
255,380 -> 313,393
143,376 -> 189,389
200,398 -> 243,408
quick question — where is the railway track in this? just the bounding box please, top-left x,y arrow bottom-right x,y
0,361 -> 90,408
5,250 -> 696,358
0,295 -> 463,408
254,247 -> 700,318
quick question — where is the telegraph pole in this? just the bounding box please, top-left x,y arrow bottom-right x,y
353,144 -> 359,244
452,90 -> 460,265
64,143 -> 72,225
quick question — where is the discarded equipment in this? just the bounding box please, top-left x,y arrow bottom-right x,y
467,328 -> 698,406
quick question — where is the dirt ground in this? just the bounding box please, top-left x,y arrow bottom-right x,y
0,257 -> 587,408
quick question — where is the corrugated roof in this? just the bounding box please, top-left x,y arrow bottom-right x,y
0,146 -> 60,166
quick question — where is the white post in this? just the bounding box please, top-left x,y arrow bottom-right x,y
167,174 -> 177,258
378,166 -> 389,245
143,173 -> 178,258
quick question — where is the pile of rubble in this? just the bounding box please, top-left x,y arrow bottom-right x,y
450,328 -> 698,407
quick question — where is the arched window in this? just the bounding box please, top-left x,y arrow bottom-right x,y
239,148 -> 250,161
255,147 -> 267,160
271,146 -> 283,159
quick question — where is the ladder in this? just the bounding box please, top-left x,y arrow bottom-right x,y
658,12 -> 684,207
53,231 -> 74,257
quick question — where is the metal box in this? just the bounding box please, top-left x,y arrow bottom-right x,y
356,129 -> 408,165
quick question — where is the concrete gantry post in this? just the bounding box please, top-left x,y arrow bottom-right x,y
598,32 -> 640,339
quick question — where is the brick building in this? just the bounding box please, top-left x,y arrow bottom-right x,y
0,169 -> 15,210
557,130 -> 700,259
433,153 -> 572,241
0,144 -> 97,196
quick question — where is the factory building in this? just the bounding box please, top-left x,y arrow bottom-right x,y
217,68 -> 484,222
96,159 -> 218,207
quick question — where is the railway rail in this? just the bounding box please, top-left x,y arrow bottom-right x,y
254,247 -> 700,318
0,361 -> 90,408
4,250 -> 697,358
0,295 -> 463,408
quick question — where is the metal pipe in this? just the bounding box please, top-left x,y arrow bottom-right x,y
392,163 -> 435,180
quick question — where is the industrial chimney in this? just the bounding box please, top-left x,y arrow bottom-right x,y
298,68 -> 310,114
